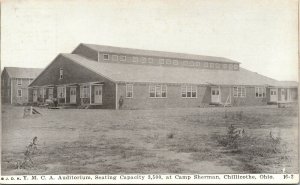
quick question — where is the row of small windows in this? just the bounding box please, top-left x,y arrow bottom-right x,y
125,84 -> 267,99
102,53 -> 239,70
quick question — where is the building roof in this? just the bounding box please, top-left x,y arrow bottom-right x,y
3,67 -> 43,79
80,43 -> 240,64
62,54 -> 297,87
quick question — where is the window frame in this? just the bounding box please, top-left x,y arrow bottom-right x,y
126,84 -> 133,98
149,84 -> 167,98
140,57 -> 147,63
103,54 -> 110,61
159,59 -> 165,64
173,60 -> 178,65
166,59 -> 172,64
112,55 -> 118,61
120,55 -> 126,61
132,56 -> 138,62
17,78 -> 22,86
17,89 -> 22,97
233,86 -> 246,97
255,87 -> 266,98
181,85 -> 197,98
189,61 -> 194,66
234,64 -> 239,70
59,68 -> 63,80
148,58 -> 153,64
204,62 -> 209,68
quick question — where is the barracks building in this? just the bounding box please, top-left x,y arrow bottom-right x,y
28,43 -> 298,109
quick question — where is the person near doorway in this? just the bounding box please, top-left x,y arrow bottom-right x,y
53,98 -> 58,107
119,96 -> 124,109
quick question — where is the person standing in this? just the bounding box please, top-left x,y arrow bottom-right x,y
119,96 -> 124,109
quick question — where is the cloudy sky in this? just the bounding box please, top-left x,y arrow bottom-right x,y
1,0 -> 298,81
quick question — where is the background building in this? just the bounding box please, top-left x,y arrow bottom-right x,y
28,43 -> 298,109
1,67 -> 43,105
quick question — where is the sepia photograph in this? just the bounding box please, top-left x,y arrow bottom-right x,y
1,0 -> 299,184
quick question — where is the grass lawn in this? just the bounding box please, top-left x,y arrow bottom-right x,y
1,105 -> 298,175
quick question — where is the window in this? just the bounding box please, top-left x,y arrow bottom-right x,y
166,59 -> 171,64
215,63 -> 220,69
223,64 -> 228,69
17,89 -> 22,97
80,85 -> 90,98
210,63 -> 214,68
148,58 -> 153,63
159,59 -> 165,64
183,61 -> 188,65
234,64 -> 239,70
59,68 -> 63,79
173,60 -> 178,65
112,55 -> 118,61
189,61 -> 194,66
229,64 -> 233,70
255,87 -> 266,98
57,86 -> 65,98
149,85 -> 167,98
195,62 -> 200,66
133,56 -> 138,62
28,79 -> 32,85
233,86 -> 246,97
181,85 -> 197,98
126,84 -> 133,98
120,55 -> 126,61
140,57 -> 147,63
204,62 -> 209,68
271,90 -> 277,95
17,78 -> 22,86
103,54 -> 109,60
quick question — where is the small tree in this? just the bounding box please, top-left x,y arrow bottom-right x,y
17,137 -> 38,169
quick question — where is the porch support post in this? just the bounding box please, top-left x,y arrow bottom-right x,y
65,85 -> 67,103
115,83 -> 118,110
10,79 -> 13,104
89,83 -> 92,104
218,85 -> 221,103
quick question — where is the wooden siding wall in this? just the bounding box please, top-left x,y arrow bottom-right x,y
116,84 -> 273,109
29,55 -> 116,108
72,44 -> 98,61
1,70 -> 11,104
10,78 -> 31,105
117,83 -> 211,109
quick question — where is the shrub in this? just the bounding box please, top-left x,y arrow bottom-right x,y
167,133 -> 174,139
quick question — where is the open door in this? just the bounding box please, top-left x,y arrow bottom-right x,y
70,87 -> 76,104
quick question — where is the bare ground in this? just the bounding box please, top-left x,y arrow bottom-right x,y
1,105 -> 298,175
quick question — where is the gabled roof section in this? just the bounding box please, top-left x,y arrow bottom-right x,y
79,43 -> 240,64
62,54 -> 295,87
3,67 -> 43,79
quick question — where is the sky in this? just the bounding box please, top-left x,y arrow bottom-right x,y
1,0 -> 298,81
